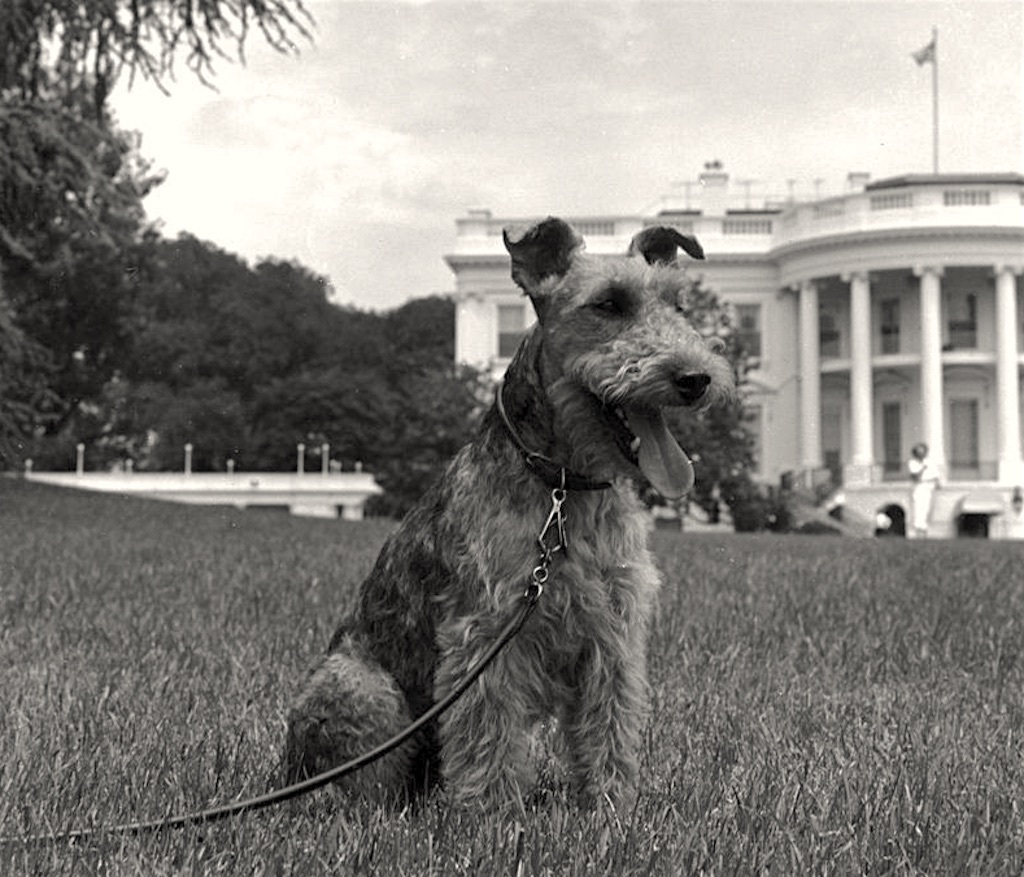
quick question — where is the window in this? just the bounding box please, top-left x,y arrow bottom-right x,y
822,403 -> 842,485
882,402 -> 902,477
734,304 -> 762,360
946,292 -> 977,349
722,218 -> 773,235
820,312 -> 841,358
870,193 -> 913,210
943,189 -> 991,206
880,298 -> 901,354
949,399 -> 980,472
497,304 -> 527,358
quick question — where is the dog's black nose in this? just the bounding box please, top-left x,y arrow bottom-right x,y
675,373 -> 711,404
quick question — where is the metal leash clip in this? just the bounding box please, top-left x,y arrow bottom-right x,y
538,486 -> 568,557
527,475 -> 569,602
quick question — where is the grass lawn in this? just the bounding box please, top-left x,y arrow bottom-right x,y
2,477 -> 1024,875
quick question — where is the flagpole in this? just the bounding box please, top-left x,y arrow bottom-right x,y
931,26 -> 939,173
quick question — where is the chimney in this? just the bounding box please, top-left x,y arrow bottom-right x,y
847,172 -> 871,191
698,160 -> 729,216
457,208 -> 494,237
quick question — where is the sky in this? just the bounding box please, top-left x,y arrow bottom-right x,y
110,0 -> 1024,312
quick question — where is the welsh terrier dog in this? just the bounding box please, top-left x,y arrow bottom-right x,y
282,217 -> 734,810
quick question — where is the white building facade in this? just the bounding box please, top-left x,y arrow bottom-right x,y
444,168 -> 1024,539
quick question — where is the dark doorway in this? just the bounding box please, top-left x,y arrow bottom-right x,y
877,503 -> 907,537
957,513 -> 990,538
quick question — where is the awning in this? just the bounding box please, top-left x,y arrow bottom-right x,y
956,492 -> 1005,516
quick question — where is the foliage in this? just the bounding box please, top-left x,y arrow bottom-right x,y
0,1 -> 313,112
0,83 -> 165,455
0,0 -> 311,268
0,0 -> 312,463
0,99 -> 156,266
0,86 -> 164,462
39,233 -> 487,514
5,480 -> 1024,873
0,285 -> 59,465
719,478 -> 795,533
368,363 -> 489,517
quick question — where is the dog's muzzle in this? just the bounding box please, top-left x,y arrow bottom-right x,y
674,373 -> 711,406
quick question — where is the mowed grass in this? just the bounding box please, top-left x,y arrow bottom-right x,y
2,479 -> 1024,875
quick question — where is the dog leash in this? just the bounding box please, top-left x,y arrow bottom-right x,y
1,491 -> 569,848
2,588 -> 540,847
4,389 -> 584,848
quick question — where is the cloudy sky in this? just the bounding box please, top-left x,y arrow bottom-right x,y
111,0 -> 1023,311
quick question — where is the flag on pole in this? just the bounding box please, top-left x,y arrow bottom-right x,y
912,37 -> 936,65
912,28 -> 940,173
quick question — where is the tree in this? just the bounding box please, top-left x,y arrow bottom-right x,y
0,0 -> 313,468
1,0 -> 312,269
95,234 -> 484,497
0,284 -> 59,466
249,367 -> 401,473
0,90 -> 164,464
368,363 -> 487,517
104,234 -> 339,469
0,2 -> 313,117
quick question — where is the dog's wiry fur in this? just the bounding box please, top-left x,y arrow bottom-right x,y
282,218 -> 734,810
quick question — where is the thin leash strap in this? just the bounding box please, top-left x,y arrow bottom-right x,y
1,590 -> 541,847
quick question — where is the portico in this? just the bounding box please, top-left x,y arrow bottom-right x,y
792,261 -> 1023,490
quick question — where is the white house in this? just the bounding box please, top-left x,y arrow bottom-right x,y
444,165 -> 1024,539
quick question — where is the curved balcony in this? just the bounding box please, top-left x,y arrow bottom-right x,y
772,174 -> 1024,254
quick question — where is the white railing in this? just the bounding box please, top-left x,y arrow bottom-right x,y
771,181 -> 1024,251
450,179 -> 1024,259
23,443 -> 382,519
25,470 -> 382,519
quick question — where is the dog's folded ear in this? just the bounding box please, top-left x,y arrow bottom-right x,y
628,226 -> 705,264
503,218 -> 584,319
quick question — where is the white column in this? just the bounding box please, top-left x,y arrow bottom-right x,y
798,280 -> 822,478
995,265 -> 1023,484
844,271 -> 874,485
915,266 -> 946,474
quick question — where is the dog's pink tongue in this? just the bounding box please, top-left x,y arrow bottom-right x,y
625,408 -> 695,499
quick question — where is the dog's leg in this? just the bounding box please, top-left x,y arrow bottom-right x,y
281,632 -> 420,804
432,619 -> 541,810
564,635 -> 648,809
563,570 -> 656,808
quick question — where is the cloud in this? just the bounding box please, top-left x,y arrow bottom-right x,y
113,1 -> 1023,311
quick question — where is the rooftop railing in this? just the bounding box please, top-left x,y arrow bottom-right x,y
451,178 -> 1024,258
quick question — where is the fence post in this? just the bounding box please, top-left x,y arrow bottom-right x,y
76,443 -> 85,475
297,443 -> 305,475
321,443 -> 330,476
184,443 -> 193,476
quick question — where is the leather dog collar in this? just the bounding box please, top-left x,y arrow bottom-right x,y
494,382 -> 612,492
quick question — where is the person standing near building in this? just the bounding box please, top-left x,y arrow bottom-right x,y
908,443 -> 939,538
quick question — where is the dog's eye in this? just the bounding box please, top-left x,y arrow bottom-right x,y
593,298 -> 622,315
591,287 -> 632,317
